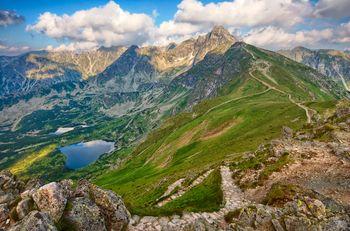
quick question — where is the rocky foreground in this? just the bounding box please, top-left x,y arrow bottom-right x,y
0,174 -> 130,231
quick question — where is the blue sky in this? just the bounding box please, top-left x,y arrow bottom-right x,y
1,0 -> 350,55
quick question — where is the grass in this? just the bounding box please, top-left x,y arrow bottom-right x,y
131,169 -> 223,216
9,144 -> 57,175
263,183 -> 301,207
95,89 -> 306,214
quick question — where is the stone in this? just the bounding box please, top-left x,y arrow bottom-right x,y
8,211 -> 57,231
284,215 -> 312,231
32,182 -> 67,222
271,219 -> 284,231
0,192 -> 14,204
74,179 -> 91,198
59,179 -> 73,199
89,184 -> 130,231
0,203 -> 9,223
24,178 -> 44,191
282,126 -> 293,139
304,198 -> 326,220
16,198 -> 34,220
63,197 -> 106,231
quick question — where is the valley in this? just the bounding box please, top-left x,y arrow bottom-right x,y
0,26 -> 349,230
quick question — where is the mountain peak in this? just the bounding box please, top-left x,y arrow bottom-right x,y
206,25 -> 237,44
211,25 -> 229,34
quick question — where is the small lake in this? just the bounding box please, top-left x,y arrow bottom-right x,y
59,140 -> 115,169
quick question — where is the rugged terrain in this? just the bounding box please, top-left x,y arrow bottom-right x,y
0,26 -> 349,230
1,101 -> 349,231
278,46 -> 350,92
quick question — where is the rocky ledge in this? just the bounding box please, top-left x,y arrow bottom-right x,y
0,171 -> 130,231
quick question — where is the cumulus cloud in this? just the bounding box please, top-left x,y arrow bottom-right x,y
153,0 -> 313,45
27,1 -> 155,48
314,0 -> 350,18
173,0 -> 312,28
27,0 -> 350,51
0,10 -> 25,27
244,23 -> 350,50
0,43 -> 31,56
46,42 -> 99,52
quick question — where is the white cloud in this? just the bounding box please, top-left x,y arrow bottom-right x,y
25,0 -> 350,51
334,21 -> 350,43
27,1 -> 155,48
174,0 -> 312,28
243,24 -> 350,50
314,0 -> 350,18
46,42 -> 99,52
153,0 -> 313,46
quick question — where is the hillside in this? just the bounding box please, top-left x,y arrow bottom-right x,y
1,99 -> 349,231
93,42 -> 345,215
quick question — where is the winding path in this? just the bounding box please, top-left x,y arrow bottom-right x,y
244,47 -> 315,123
128,166 -> 247,231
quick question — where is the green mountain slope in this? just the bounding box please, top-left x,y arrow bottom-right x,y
93,43 -> 344,215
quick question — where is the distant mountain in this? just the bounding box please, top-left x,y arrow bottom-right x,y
0,52 -> 81,98
278,46 -> 350,91
95,25 -> 237,91
47,46 -> 127,79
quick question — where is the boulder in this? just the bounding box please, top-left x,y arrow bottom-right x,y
0,203 -> 9,223
74,179 -> 91,198
63,197 -> 106,231
304,198 -> 326,220
284,215 -> 312,231
89,184 -> 130,231
282,126 -> 293,139
16,198 -> 34,220
59,179 -> 73,199
32,182 -> 67,222
8,211 -> 57,231
0,192 -> 14,204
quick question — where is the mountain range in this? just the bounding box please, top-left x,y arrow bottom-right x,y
0,26 -> 349,230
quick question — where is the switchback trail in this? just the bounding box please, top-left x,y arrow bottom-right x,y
244,47 -> 315,123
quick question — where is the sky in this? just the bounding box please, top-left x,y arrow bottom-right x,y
1,0 -> 350,55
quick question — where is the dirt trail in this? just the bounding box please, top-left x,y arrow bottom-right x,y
244,47 -> 315,123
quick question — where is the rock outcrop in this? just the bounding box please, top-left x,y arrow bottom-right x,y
0,172 -> 130,231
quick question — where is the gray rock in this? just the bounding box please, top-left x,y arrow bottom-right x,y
32,182 -> 67,222
64,197 -> 106,231
0,203 -> 9,223
284,215 -> 312,231
89,184 -> 130,231
16,198 -> 34,220
282,126 -> 293,139
0,192 -> 14,204
271,219 -> 284,231
8,211 -> 57,231
59,179 -> 73,199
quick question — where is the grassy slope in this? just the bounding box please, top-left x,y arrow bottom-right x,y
94,45 -> 340,215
